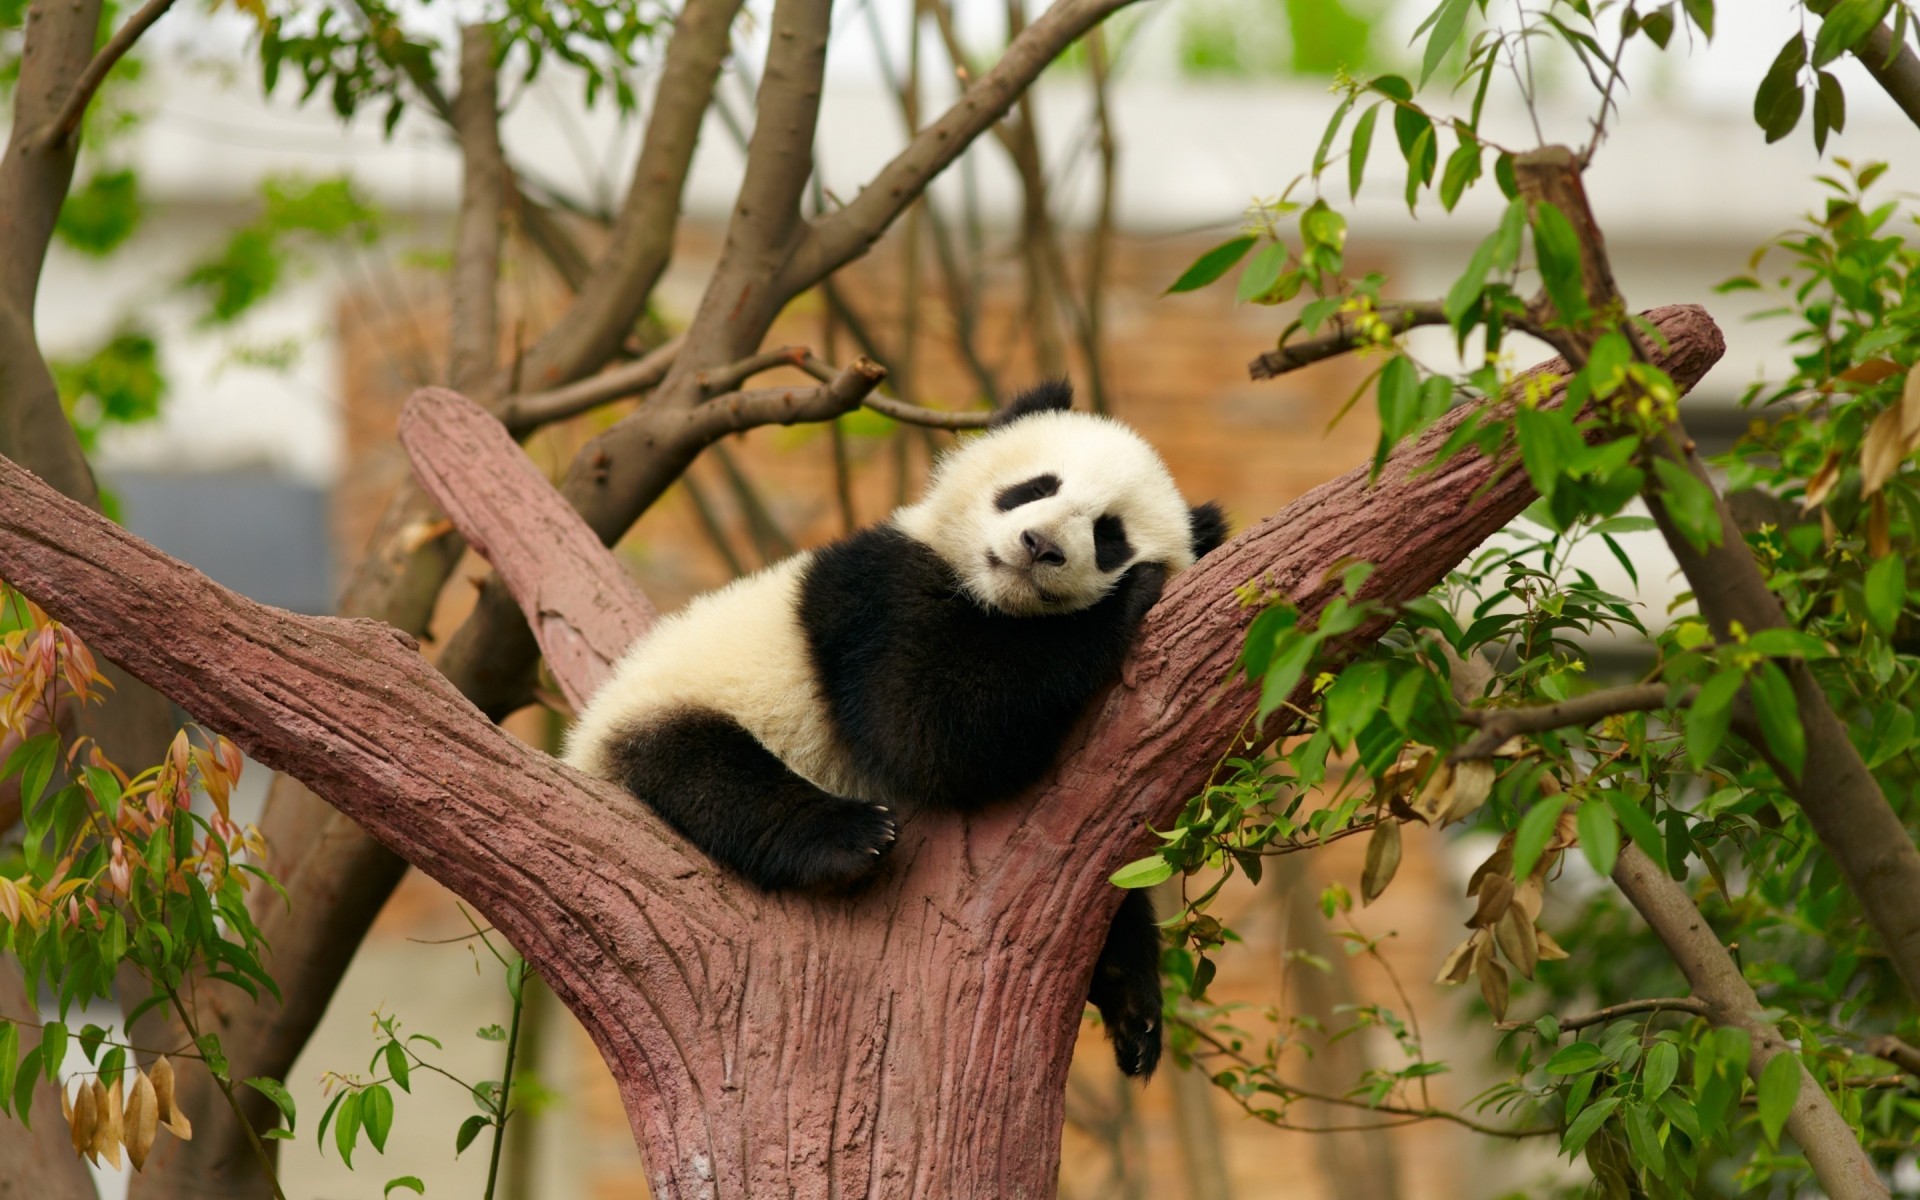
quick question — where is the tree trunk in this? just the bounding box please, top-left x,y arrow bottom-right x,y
0,307 -> 1724,1195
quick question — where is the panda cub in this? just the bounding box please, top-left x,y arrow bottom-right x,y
565,381 -> 1226,1077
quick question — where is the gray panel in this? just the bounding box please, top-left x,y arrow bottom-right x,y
107,470 -> 334,615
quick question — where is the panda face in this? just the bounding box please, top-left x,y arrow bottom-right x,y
894,410 -> 1199,617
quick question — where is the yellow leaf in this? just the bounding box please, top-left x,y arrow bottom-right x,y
1536,927 -> 1571,961
1802,451 -> 1841,511
70,1080 -> 97,1160
151,1056 -> 176,1125
1902,363 -> 1920,443
1442,759 -> 1495,825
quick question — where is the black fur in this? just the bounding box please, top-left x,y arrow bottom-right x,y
1089,889 -> 1163,1077
994,473 -> 1061,511
1189,501 -> 1228,559
1093,514 -> 1133,573
601,709 -> 896,891
988,379 -> 1076,428
800,526 -> 1163,811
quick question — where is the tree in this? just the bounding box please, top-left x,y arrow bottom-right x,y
4,1 -> 1919,1197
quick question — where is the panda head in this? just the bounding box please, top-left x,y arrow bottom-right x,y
894,381 -> 1228,617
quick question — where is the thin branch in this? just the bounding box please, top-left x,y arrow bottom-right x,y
1248,303 -> 1450,380
702,345 -> 994,430
694,357 -> 892,439
1611,845 -> 1887,1198
1176,1016 -> 1553,1139
1453,682 -> 1695,760
449,24 -> 506,393
781,0 -> 1146,295
1496,996 -> 1709,1035
498,336 -> 683,435
43,0 -> 178,146
1865,1035 -> 1920,1079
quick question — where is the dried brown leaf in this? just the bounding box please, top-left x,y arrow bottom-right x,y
1903,363 -> 1920,442
126,1069 -> 158,1170
1361,818 -> 1402,905
1408,761 -> 1454,824
1435,933 -> 1479,985
1841,357 -> 1903,386
1802,452 -> 1841,511
151,1056 -> 176,1124
94,1077 -> 124,1170
1869,493 -> 1893,558
1442,759 -> 1496,825
1862,406 -> 1906,496
1477,953 -> 1511,1021
1468,873 -> 1515,929
1513,875 -> 1546,924
69,1080 -> 96,1159
1495,906 -> 1538,980
1536,926 -> 1571,961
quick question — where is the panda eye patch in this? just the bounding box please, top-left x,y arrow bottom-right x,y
1093,514 -> 1133,572
994,473 -> 1061,511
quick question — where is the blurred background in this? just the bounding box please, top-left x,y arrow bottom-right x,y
22,0 -> 1920,1195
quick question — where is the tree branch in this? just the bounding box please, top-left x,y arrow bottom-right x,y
1453,682 -> 1695,760
42,0 -> 178,146
448,23 -> 505,393
497,335 -> 684,435
1865,1035 -> 1920,1079
1846,15 -> 1920,131
1248,303 -> 1450,380
1610,845 -> 1889,1199
1514,145 -> 1920,1005
780,0 -> 1144,296
1496,996 -> 1708,1034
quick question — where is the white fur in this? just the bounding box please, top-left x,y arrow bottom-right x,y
893,410 -> 1196,616
565,408 -> 1198,782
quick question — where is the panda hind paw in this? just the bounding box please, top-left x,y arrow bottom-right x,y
1110,1013 -> 1162,1080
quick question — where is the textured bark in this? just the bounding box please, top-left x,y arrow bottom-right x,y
1611,846 -> 1889,1198
0,308 -> 1721,1195
1516,148 -> 1920,1004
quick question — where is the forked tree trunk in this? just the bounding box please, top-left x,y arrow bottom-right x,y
0,307 -> 1722,1196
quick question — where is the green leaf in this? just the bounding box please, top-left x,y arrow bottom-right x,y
244,1077 -> 297,1133
454,1113 -> 489,1156
1377,355 -> 1421,445
1754,35 -> 1808,144
1651,457 -> 1723,553
1864,553 -> 1906,637
1681,0 -> 1714,37
1743,628 -> 1830,659
1812,0 -> 1890,67
1756,1052 -> 1801,1147
1577,801 -> 1619,878
1813,68 -> 1846,152
1685,668 -> 1744,767
1607,791 -> 1665,864
363,1084 -> 394,1153
1439,140 -> 1482,211
385,1040 -> 411,1093
334,1088 -> 362,1167
1349,103 -> 1381,199
1642,1041 -> 1679,1103
37,1022 -> 65,1083
13,1045 -> 39,1127
385,1178 -> 426,1197
1167,236 -> 1256,294
56,169 -> 143,256
0,1021 -> 18,1117
1512,797 -> 1567,882
1546,1043 -> 1608,1075
1561,1094 -> 1621,1156
1530,200 -> 1592,324
1110,856 -> 1174,890
1236,243 -> 1287,304
5,733 -> 58,818
1420,0 -> 1474,87
1748,660 -> 1806,779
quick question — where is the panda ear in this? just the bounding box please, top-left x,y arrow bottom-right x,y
988,379 -> 1075,429
1189,502 -> 1228,559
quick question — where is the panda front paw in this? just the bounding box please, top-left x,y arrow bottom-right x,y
766,798 -> 897,891
1117,561 -> 1169,627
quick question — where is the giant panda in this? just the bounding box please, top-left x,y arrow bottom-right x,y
565,381 -> 1227,1077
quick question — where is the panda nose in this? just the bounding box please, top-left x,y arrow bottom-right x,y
1021,530 -> 1066,567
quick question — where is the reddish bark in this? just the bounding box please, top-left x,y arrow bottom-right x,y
400,387 -> 656,709
0,305 -> 1723,1196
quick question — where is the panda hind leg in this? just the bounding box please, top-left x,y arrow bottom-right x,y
1089,888 -> 1164,1079
603,710 -> 896,892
